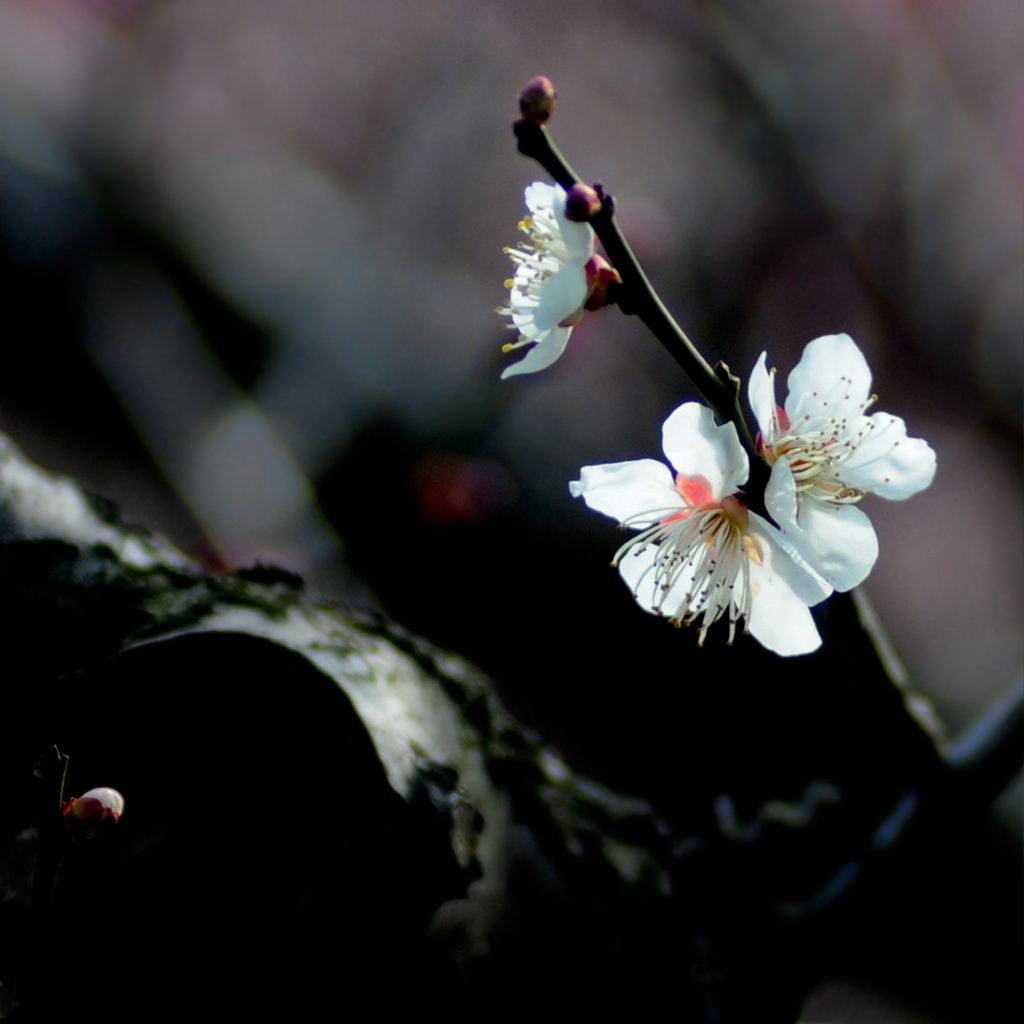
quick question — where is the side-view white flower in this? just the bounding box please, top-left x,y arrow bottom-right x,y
497,182 -> 596,379
749,333 -> 937,592
570,403 -> 832,657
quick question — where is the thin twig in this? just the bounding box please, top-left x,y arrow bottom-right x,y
13,748 -> 71,1019
513,118 -> 756,455
947,675 -> 1024,807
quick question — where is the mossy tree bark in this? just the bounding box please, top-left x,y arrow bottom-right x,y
0,435 -> 1019,1022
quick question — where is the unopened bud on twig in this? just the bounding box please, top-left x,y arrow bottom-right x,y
564,183 -> 602,223
62,787 -> 125,838
583,254 -> 621,311
519,76 -> 557,123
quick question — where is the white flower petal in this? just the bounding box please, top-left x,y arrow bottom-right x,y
764,459 -> 801,534
614,507 -> 829,654
749,512 -> 832,606
616,539 -> 669,617
836,413 -> 937,500
522,262 -> 589,334
569,459 -> 680,527
784,333 -> 873,426
523,181 -> 558,215
500,326 -> 573,379
748,351 -> 778,439
765,458 -> 876,591
551,191 -> 597,261
522,181 -> 593,262
793,499 -> 878,592
661,403 -> 748,499
744,525 -> 824,656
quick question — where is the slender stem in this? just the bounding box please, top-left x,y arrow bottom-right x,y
783,674 -> 1024,923
514,118 -> 756,454
947,675 -> 1024,807
13,747 -> 71,1020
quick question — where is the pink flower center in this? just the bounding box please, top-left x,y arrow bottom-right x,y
660,477 -> 761,567
719,493 -> 750,529
614,475 -> 766,645
756,405 -> 792,463
674,473 -> 714,508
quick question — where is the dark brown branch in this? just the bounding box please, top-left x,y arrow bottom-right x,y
513,118 -> 756,454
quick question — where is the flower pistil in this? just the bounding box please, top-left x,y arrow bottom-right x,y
612,478 -> 765,646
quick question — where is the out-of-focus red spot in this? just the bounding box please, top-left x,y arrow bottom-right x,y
413,453 -> 517,526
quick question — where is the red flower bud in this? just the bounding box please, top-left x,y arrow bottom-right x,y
564,183 -> 602,223
582,254 -> 621,310
519,76 -> 557,123
62,787 -> 125,838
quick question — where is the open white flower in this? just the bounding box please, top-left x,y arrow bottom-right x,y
570,403 -> 831,656
497,182 -> 597,379
749,333 -> 937,592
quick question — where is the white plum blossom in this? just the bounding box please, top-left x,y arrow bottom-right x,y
570,403 -> 832,657
749,333 -> 936,592
497,182 -> 613,379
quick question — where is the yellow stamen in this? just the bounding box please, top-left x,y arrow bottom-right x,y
741,533 -> 764,566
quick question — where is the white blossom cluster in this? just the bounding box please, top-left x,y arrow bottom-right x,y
500,185 -> 935,655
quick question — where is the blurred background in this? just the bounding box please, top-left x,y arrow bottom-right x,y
0,1 -> 1020,1019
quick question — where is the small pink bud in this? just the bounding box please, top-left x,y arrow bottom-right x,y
564,183 -> 602,223
62,787 -> 125,838
582,254 -> 621,311
519,76 -> 557,123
